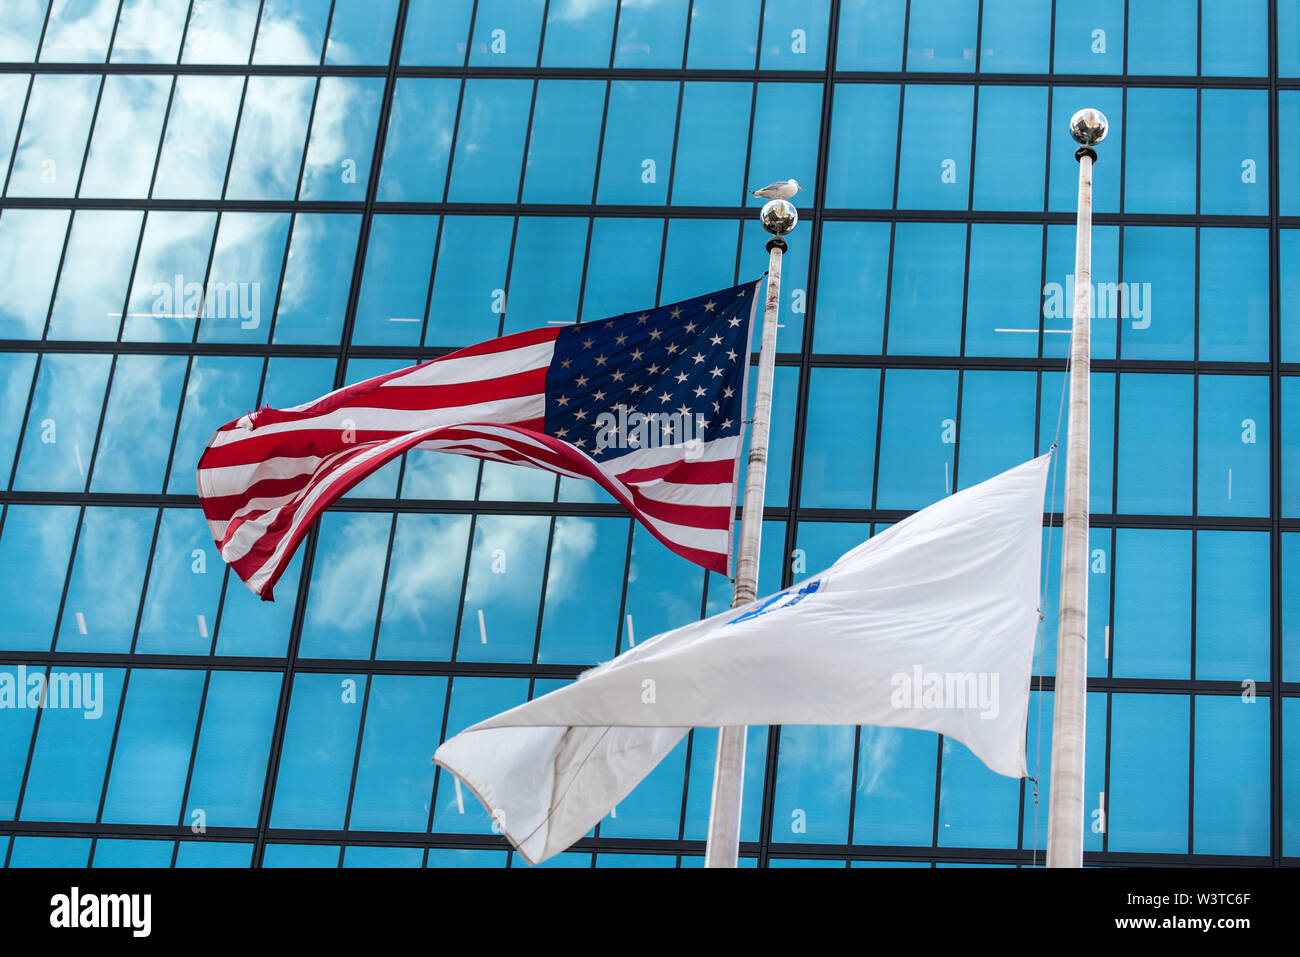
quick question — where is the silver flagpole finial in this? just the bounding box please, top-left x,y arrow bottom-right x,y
1069,108 -> 1109,146
759,198 -> 798,237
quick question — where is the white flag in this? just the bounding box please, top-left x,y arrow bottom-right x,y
434,454 -> 1051,865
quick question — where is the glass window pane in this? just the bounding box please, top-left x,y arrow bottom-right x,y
812,221 -> 890,353
956,371 -> 1037,488
581,218 -> 663,322
1283,93 -> 1300,215
1196,531 -> 1269,681
298,76 -> 383,201
543,0 -> 617,66
175,841 -> 254,867
79,74 -> 171,197
7,74 -> 99,197
1119,226 -> 1193,360
224,76 -> 315,200
468,0 -> 545,67
89,354 -> 188,492
181,0 -> 259,63
973,86 -> 1046,211
936,737 -> 1020,848
262,843 -> 339,866
0,208 -> 69,338
682,726 -> 767,842
20,669 -> 126,821
1126,0 -> 1196,75
101,668 -> 205,824
800,368 -> 878,508
978,0 -> 1050,73
886,222 -> 965,355
447,79 -> 533,202
92,839 -> 174,867
1287,378 -> 1300,518
457,515 -> 550,663
1116,373 -> 1192,515
270,672 -> 365,828
47,210 -> 144,341
852,727 -> 936,845
112,0 -> 188,63
896,85 -> 973,210
196,212 -> 291,344
613,0 -> 688,67
964,224 -> 1042,357
0,2 -> 47,60
597,80 -> 678,206
825,83 -> 899,209
251,0 -> 331,64
759,0 -> 830,71
1201,89 -> 1268,215
56,506 -> 155,654
0,353 -> 37,480
1124,88 -> 1196,214
8,838 -> 92,867
1200,228 -> 1268,361
521,79 -> 604,204
671,82 -> 751,207
1194,695 -> 1269,855
120,210 -> 219,343
1201,0 -> 1267,75
350,213 -> 439,346
0,505 -> 80,651
875,369 -> 958,510
502,217 -> 587,333
44,0 -> 119,63
772,725 -> 854,843
1053,0 -> 1124,74
377,78 -> 460,202
0,74 -> 28,176
13,353 -> 112,492
375,513 -> 471,661
1198,374 -> 1269,518
272,213 -> 361,344
349,675 -> 447,830
186,670 -> 282,827
135,508 -> 225,655
686,0 -> 759,68
1108,693 -> 1189,853
425,215 -> 514,348
1113,528 -> 1191,679
299,512 -> 390,659
836,0 -> 906,70
905,0 -> 978,72
151,76 -> 244,199
324,0 -> 398,65
538,517 -> 628,663
402,0 -> 473,64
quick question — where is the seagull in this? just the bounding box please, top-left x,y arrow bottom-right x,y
750,178 -> 803,200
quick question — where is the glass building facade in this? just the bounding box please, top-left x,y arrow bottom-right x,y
0,0 -> 1296,868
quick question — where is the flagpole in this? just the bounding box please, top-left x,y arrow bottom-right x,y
704,199 -> 798,868
1047,109 -> 1108,868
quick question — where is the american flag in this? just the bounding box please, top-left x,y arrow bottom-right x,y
197,280 -> 761,600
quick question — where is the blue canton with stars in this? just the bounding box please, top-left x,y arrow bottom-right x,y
543,281 -> 759,464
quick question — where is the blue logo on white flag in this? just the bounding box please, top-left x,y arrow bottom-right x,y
727,580 -> 822,625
